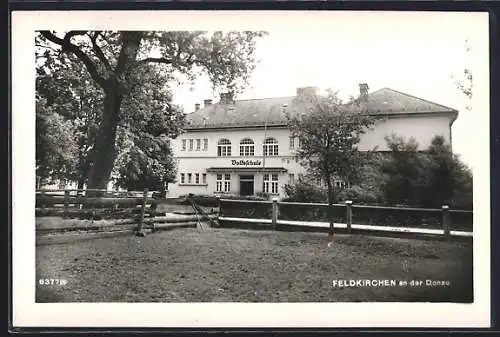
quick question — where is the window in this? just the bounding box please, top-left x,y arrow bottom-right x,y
217,139 -> 232,157
202,173 -> 207,184
335,180 -> 350,189
240,138 -> 255,156
216,174 -> 223,192
263,174 -> 269,193
216,174 -> 231,192
289,136 -> 300,149
196,139 -> 201,151
187,173 -> 192,184
195,173 -> 200,184
203,138 -> 208,151
189,139 -> 194,151
181,139 -> 187,151
224,174 -> 231,192
289,174 -> 295,184
263,138 -> 279,156
180,173 -> 185,184
271,174 -> 279,194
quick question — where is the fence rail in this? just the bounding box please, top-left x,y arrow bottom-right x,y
218,198 -> 473,238
35,189 -> 215,237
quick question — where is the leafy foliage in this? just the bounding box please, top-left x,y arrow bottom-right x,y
380,134 -> 433,206
282,175 -> 328,203
287,89 -> 377,203
285,88 -> 377,235
36,99 -> 78,184
381,135 -> 473,209
36,30 -> 267,189
284,135 -> 473,211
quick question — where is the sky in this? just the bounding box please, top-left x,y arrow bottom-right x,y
170,12 -> 487,168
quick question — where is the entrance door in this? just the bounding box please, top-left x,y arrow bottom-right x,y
239,175 -> 254,196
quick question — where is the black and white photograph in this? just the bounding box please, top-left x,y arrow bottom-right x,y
12,10 -> 490,328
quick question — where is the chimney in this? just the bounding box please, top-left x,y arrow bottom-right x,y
220,91 -> 234,105
195,103 -> 200,111
204,99 -> 213,107
296,86 -> 318,98
359,83 -> 369,100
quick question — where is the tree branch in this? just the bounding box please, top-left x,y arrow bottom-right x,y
90,32 -> 112,71
39,31 -> 108,89
63,31 -> 88,42
136,57 -> 174,65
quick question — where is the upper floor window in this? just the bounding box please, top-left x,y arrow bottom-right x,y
189,139 -> 194,151
203,138 -> 208,151
289,136 -> 295,150
196,139 -> 201,151
263,137 -> 279,156
240,138 -> 255,156
181,139 -> 187,151
217,139 -> 232,157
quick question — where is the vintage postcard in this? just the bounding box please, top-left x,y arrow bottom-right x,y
11,10 -> 490,328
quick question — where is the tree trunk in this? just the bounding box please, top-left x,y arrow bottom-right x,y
85,32 -> 143,194
77,177 -> 85,196
326,176 -> 335,238
86,86 -> 122,193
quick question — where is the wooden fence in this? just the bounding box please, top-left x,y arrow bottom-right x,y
35,189 -> 217,237
218,198 -> 473,239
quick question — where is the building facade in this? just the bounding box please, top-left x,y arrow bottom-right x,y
167,86 -> 458,198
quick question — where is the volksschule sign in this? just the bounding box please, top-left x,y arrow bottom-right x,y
231,159 -> 262,166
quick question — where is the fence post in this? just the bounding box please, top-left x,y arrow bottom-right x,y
345,200 -> 353,233
272,197 -> 279,230
63,190 -> 70,218
40,190 -> 45,210
136,188 -> 149,236
442,205 -> 450,237
216,195 -> 222,216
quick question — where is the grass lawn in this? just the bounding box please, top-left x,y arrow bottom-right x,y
36,228 -> 472,302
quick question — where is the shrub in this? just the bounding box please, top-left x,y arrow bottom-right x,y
336,185 -> 380,205
282,178 -> 328,203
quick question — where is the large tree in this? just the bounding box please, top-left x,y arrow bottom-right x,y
37,30 -> 266,190
287,89 -> 376,239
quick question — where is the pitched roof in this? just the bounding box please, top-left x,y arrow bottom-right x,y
347,87 -> 458,115
185,87 -> 457,130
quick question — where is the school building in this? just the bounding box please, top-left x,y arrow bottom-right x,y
166,85 -> 458,198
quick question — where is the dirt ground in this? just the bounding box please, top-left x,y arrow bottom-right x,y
36,228 -> 473,303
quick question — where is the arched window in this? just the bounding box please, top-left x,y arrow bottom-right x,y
239,138 -> 255,156
263,137 -> 279,156
217,139 -> 231,157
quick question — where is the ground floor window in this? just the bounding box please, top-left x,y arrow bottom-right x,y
217,174 -> 231,192
180,173 -> 185,184
187,173 -> 192,184
195,173 -> 200,184
263,174 -> 279,194
289,173 -> 295,184
202,173 -> 207,184
335,180 -> 351,189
